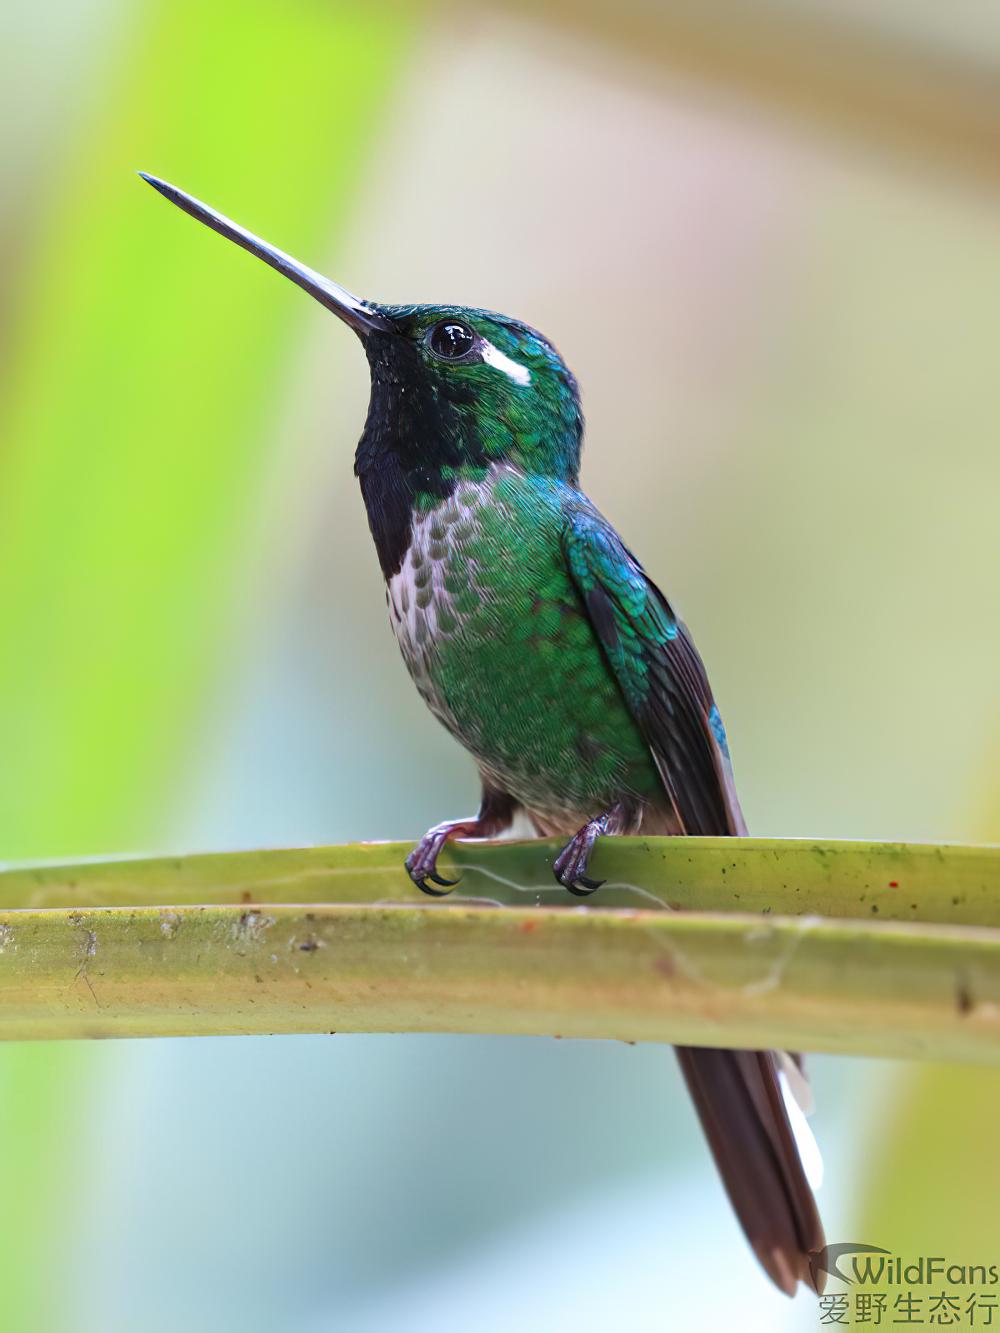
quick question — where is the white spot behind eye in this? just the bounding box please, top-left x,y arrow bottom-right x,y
480,339 -> 531,386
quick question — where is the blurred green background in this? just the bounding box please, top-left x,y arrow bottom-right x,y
3,2 -> 1000,1329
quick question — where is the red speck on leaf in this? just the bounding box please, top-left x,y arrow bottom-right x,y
888,881 -> 899,889
519,919 -> 538,934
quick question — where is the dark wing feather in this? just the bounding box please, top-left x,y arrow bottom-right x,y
563,504 -> 824,1295
563,506 -> 744,836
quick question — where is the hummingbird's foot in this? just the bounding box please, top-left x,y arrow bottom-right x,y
406,823 -> 469,896
552,828 -> 604,896
553,802 -> 630,896
406,789 -> 520,896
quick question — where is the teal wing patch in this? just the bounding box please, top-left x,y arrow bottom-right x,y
563,506 -> 745,836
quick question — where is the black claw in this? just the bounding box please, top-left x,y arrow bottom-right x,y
565,875 -> 604,897
405,855 -> 459,895
427,871 -> 459,888
412,876 -> 455,898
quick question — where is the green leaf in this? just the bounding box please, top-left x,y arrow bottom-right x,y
1,838 -> 997,1060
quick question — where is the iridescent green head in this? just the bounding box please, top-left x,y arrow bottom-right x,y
139,173 -> 582,572
358,304 -> 582,483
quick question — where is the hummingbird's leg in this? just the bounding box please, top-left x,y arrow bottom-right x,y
406,788 -> 518,896
552,801 -> 631,897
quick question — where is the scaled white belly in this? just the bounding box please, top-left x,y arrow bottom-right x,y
385,479 -> 488,731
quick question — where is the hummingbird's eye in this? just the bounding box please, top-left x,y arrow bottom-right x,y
427,320 -> 477,361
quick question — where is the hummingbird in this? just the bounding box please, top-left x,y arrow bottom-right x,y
141,172 -> 825,1295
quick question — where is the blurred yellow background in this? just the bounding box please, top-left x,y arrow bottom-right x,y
2,2 -> 1000,1329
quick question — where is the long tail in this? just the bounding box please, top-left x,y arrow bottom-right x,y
675,1045 -> 826,1296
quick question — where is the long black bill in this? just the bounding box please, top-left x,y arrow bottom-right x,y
138,172 -> 392,337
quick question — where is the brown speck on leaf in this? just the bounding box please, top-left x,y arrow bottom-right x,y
240,890 -> 253,904
956,981 -> 974,1015
654,955 -> 674,978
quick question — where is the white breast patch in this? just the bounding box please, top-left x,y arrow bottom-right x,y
386,480 -> 487,709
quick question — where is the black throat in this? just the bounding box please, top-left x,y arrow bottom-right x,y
354,452 -> 443,580
353,332 -> 488,579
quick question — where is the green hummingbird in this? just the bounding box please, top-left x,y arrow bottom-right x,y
141,172 -> 825,1296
